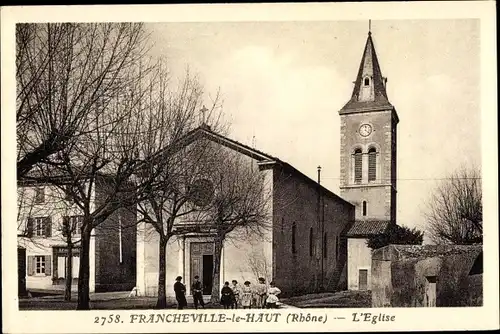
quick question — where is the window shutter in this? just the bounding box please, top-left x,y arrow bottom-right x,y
27,256 -> 34,276
354,150 -> 362,183
44,217 -> 52,237
45,255 -> 52,276
368,150 -> 376,181
62,216 -> 69,237
26,218 -> 34,238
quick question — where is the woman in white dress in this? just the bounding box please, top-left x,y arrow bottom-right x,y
265,281 -> 281,309
241,281 -> 253,309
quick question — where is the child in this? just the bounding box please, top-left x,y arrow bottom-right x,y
240,281 -> 253,309
254,277 -> 267,309
266,281 -> 281,309
220,281 -> 234,309
231,280 -> 241,309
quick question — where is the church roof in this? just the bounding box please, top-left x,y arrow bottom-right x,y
339,31 -> 394,115
183,125 -> 353,207
346,219 -> 391,237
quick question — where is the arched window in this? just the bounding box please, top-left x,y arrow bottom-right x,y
309,227 -> 314,257
364,77 -> 370,86
368,147 -> 377,181
292,223 -> 297,254
354,148 -> 362,183
323,232 -> 327,259
362,201 -> 367,216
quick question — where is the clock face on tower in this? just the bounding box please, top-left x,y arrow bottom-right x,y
359,124 -> 372,137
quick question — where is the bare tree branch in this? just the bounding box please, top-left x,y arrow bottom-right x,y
424,165 -> 482,245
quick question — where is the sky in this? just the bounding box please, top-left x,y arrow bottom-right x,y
145,19 -> 481,236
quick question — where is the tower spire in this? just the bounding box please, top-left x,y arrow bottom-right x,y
369,19 -> 371,34
339,27 -> 393,114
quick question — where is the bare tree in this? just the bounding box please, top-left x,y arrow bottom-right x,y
246,247 -> 271,282
424,165 -> 482,245
190,150 -> 272,304
21,22 -> 168,310
135,71 -> 224,308
16,23 -> 150,179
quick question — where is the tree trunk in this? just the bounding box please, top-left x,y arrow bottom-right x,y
64,237 -> 73,301
77,229 -> 91,310
155,237 -> 168,309
210,236 -> 223,304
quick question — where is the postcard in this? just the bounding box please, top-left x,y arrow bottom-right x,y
1,2 -> 498,333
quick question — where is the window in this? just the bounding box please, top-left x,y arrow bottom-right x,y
323,233 -> 327,259
336,236 -> 340,259
292,223 -> 297,254
354,149 -> 362,183
368,147 -> 377,181
309,227 -> 314,257
364,77 -> 370,86
35,218 -> 44,236
35,255 -> 46,274
34,187 -> 45,204
27,255 -> 51,276
27,217 -> 51,238
362,201 -> 367,216
63,216 -> 83,236
64,184 -> 74,202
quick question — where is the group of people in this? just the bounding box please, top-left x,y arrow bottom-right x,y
220,277 -> 281,309
173,276 -> 281,310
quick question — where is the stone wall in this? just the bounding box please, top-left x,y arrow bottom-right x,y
372,245 -> 483,307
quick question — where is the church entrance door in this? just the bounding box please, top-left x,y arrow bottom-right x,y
190,242 -> 214,295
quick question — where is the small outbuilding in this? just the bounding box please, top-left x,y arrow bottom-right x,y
371,244 -> 482,307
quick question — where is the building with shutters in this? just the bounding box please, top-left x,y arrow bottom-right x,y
17,181 -> 137,294
338,29 -> 399,291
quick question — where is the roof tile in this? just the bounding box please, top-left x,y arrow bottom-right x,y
346,220 -> 391,237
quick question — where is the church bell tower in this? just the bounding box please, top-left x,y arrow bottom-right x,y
339,29 -> 399,223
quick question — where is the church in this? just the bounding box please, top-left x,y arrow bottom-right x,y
136,28 -> 399,298
340,30 -> 399,291
136,126 -> 355,298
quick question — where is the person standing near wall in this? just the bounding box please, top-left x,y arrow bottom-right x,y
191,275 -> 205,310
266,281 -> 281,309
231,280 -> 241,309
220,281 -> 234,309
241,281 -> 253,309
174,276 -> 187,310
254,277 -> 268,308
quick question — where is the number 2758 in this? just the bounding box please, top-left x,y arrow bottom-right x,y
94,315 -> 121,325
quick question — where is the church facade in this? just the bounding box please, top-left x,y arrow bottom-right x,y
137,28 -> 399,297
339,30 -> 399,290
136,127 -> 355,298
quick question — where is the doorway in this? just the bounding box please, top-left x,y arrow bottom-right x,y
202,255 -> 214,295
190,242 -> 214,295
18,247 -> 26,297
359,269 -> 368,290
425,276 -> 437,307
